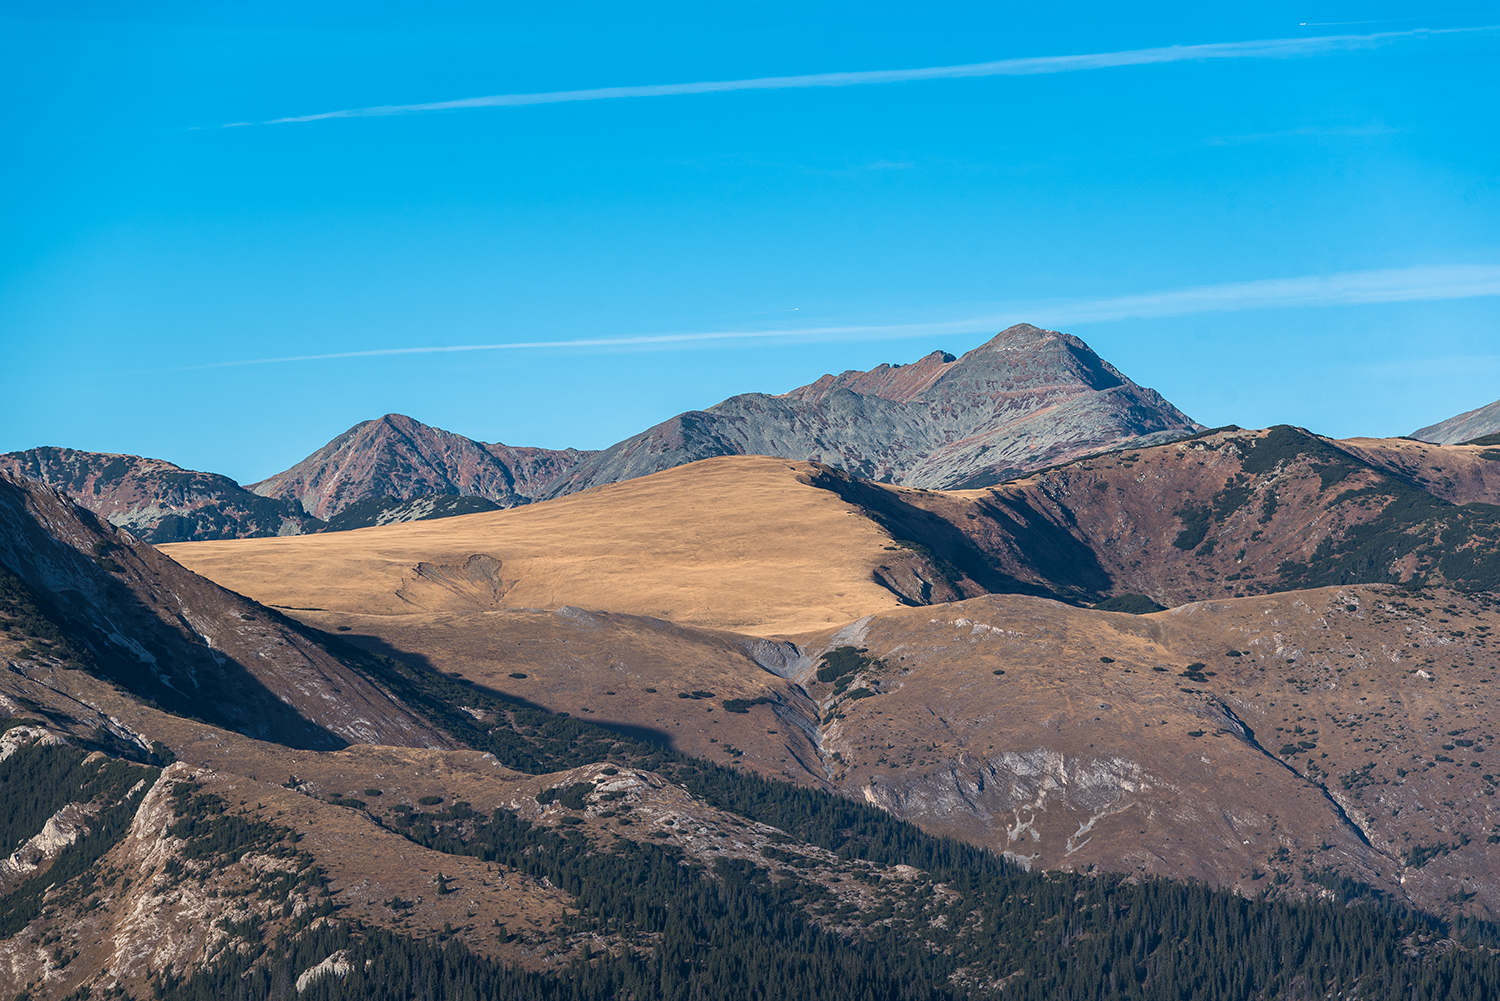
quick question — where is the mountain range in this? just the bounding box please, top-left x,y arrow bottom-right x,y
0,447 -> 321,543
6,327 -> 1500,1000
531,324 -> 1198,498
1,324 -> 1202,540
7,327 -> 1493,549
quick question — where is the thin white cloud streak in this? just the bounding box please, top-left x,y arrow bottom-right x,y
246,26 -> 1496,127
183,263 -> 1500,371
1033,264 -> 1500,326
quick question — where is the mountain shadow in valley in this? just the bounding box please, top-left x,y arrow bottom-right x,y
317,627 -> 678,764
0,560 -> 345,752
804,463 -> 1111,605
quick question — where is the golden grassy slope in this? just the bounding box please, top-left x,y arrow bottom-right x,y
163,456 -> 907,636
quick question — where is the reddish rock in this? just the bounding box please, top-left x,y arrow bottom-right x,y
0,447 -> 317,543
248,413 -> 593,520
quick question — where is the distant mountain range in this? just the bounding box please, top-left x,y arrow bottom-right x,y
0,324 -> 1201,541
10,327 -> 1498,547
535,323 -> 1198,497
247,323 -> 1203,521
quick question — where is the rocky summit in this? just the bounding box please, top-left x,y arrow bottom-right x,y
247,412 -> 593,520
542,323 -> 1200,496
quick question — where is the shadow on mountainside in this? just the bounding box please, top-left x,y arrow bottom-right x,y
803,463 -> 1111,605
0,474 -> 348,751
0,557 -> 346,752
325,629 -> 677,754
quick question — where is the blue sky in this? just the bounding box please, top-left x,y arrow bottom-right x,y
3,2 -> 1498,483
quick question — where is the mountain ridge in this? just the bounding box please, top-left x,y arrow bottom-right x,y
538,323 -> 1201,498
1413,396 -> 1500,445
0,447 -> 320,543
3,324 -> 1201,532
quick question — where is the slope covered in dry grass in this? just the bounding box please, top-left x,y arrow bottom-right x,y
164,456 -> 913,636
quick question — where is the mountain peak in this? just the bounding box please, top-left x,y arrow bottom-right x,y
541,325 -> 1199,496
249,414 -> 593,519
972,321 -> 1053,347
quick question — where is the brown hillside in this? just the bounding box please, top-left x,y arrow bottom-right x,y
163,456 -> 927,636
1335,436 -> 1500,505
298,606 -> 825,786
786,586 -> 1500,919
0,642 -> 941,1000
0,471 -> 445,750
806,426 -> 1500,609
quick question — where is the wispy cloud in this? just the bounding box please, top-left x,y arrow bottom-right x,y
1035,264 -> 1500,326
182,263 -> 1500,370
232,26 -> 1496,128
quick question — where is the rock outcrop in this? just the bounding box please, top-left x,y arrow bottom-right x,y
0,447 -> 318,543
1412,397 -> 1500,445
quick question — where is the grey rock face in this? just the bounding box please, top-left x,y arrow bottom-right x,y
320,493 -> 503,533
543,324 -> 1201,496
1412,398 -> 1500,444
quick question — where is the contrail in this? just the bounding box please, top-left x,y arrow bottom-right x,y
236,26 -> 1495,127
180,263 -> 1500,370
